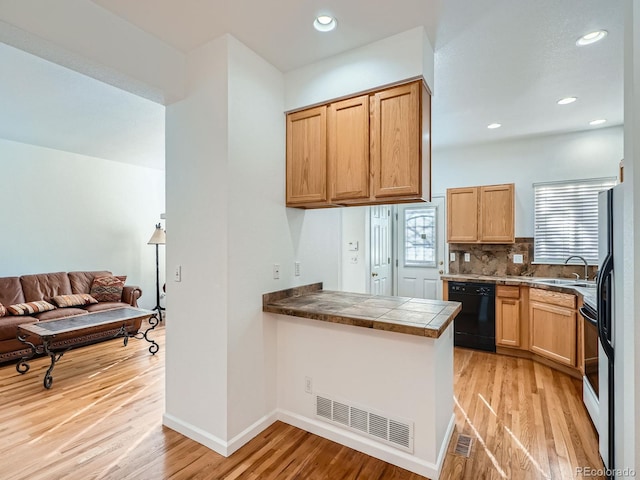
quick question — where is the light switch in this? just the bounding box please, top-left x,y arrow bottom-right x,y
348,241 -> 359,251
464,253 -> 471,262
450,252 -> 456,262
295,262 -> 301,276
174,265 -> 182,282
273,264 -> 280,280
513,254 -> 524,264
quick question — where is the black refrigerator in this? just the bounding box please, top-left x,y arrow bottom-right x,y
595,185 -> 623,476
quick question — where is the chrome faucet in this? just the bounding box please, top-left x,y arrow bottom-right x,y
564,255 -> 588,280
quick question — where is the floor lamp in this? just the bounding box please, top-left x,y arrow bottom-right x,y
148,223 -> 166,321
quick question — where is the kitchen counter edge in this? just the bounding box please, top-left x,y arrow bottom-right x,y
263,283 -> 461,339
441,274 -> 595,307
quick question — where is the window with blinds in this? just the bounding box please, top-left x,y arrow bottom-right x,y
533,177 -> 616,265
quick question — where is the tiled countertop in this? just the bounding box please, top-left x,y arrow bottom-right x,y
441,274 -> 596,309
263,283 -> 461,338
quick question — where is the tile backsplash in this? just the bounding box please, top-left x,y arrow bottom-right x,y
448,237 -> 598,279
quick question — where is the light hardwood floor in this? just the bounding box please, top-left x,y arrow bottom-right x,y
0,322 -> 604,479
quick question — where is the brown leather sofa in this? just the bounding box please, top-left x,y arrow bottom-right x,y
0,271 -> 142,363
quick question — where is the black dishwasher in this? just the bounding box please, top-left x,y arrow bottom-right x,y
448,282 -> 496,352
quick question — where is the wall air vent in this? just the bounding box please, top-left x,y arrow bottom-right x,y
315,394 -> 414,452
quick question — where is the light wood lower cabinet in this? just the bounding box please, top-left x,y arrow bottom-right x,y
528,288 -> 577,367
496,286 -> 521,347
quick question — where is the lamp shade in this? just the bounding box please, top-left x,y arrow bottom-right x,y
148,223 -> 166,245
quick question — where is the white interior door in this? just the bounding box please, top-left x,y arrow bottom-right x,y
395,197 -> 446,299
369,205 -> 393,295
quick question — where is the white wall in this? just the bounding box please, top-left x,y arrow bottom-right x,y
0,138 -> 165,309
341,207 -> 368,293
164,35 -> 231,444
277,316 -> 454,478
164,34 -> 342,453
284,26 -> 434,112
432,126 -> 623,237
226,36 -> 342,440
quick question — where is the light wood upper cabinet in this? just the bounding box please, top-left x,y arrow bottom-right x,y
446,187 -> 479,242
328,95 -> 370,203
446,183 -> 515,243
286,80 -> 431,208
370,82 -> 422,199
479,184 -> 515,243
528,288 -> 577,367
496,285 -> 521,348
286,106 -> 327,206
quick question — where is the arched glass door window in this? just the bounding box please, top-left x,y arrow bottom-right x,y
404,206 -> 436,267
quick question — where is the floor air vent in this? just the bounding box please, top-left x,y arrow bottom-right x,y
315,394 -> 414,453
453,434 -> 473,457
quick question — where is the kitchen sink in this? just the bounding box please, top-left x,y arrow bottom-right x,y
535,278 -> 596,288
536,278 -> 576,285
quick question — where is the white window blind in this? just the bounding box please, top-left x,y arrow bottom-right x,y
534,177 -> 616,265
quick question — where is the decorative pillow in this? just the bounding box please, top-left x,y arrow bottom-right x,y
0,303 -> 5,317
7,301 -> 56,316
90,275 -> 127,302
52,294 -> 98,308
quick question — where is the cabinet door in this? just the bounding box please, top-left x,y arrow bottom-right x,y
479,184 -> 514,243
286,106 -> 327,206
328,95 -> 370,202
446,187 -> 478,242
496,287 -> 520,347
529,300 -> 576,366
370,82 -> 421,198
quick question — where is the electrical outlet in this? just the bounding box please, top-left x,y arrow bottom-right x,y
174,265 -> 182,282
450,252 -> 456,262
464,253 -> 471,262
513,254 -> 524,264
273,264 -> 280,280
294,262 -> 301,276
305,376 -> 312,394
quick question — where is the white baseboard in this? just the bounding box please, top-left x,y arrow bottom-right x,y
163,409 -> 455,478
162,410 -> 278,457
436,414 -> 456,474
227,411 -> 279,455
162,413 -> 229,456
277,409 -> 450,479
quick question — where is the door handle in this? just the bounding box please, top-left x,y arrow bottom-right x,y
372,272 -> 379,277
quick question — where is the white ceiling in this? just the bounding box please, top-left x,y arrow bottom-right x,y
0,42 -> 165,169
0,0 -> 624,168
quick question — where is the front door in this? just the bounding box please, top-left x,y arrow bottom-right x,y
395,197 -> 446,299
369,205 -> 393,295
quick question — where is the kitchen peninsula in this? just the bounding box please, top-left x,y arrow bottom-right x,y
263,283 -> 461,479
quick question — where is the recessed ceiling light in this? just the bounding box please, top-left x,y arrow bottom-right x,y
487,123 -> 502,129
314,15 -> 337,32
589,119 -> 607,126
576,30 -> 608,46
557,97 -> 577,105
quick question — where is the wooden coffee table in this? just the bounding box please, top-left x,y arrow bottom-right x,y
16,307 -> 159,389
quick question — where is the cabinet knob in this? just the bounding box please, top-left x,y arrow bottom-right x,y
439,270 -> 444,274
372,272 -> 379,277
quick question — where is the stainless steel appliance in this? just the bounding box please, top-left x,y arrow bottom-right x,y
448,281 -> 496,352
